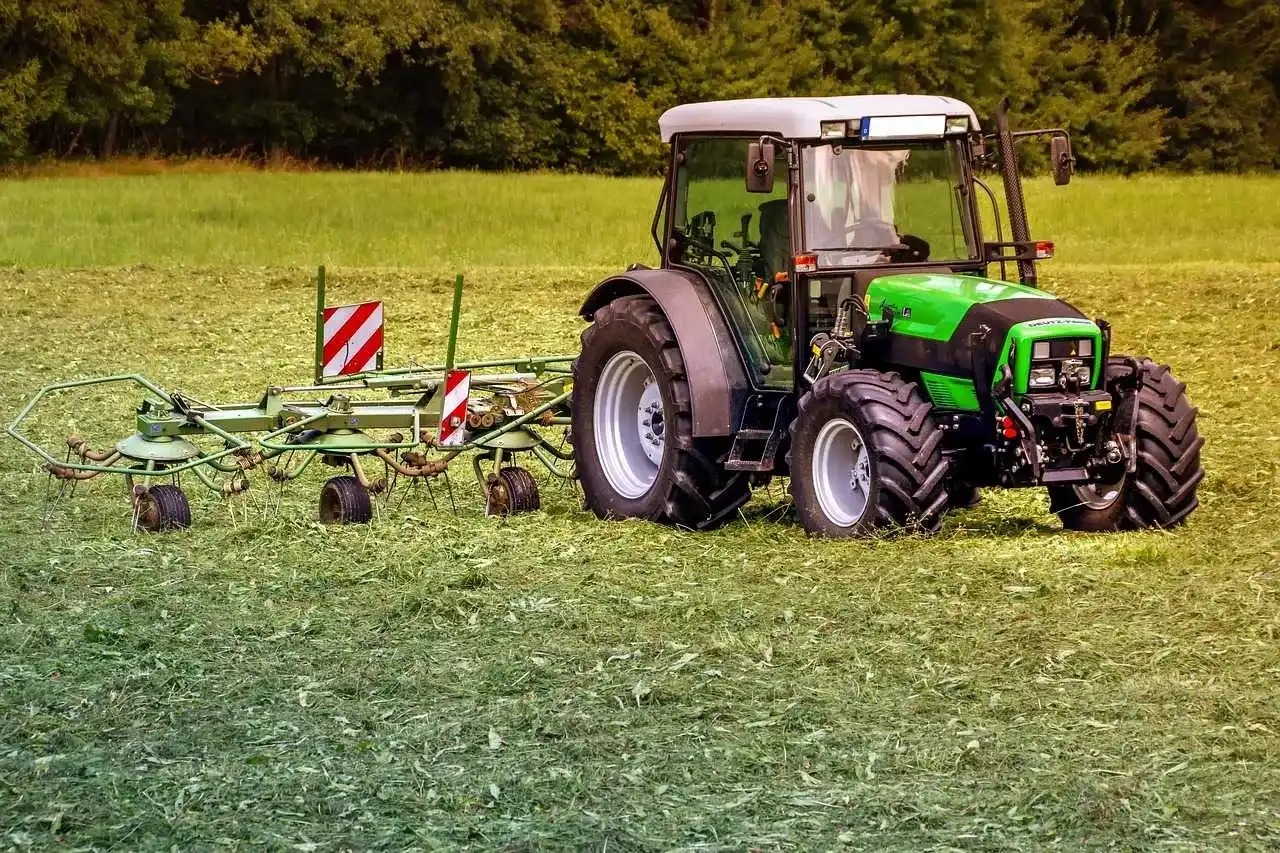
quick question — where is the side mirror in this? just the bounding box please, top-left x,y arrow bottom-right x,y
746,141 -> 775,194
1051,136 -> 1074,186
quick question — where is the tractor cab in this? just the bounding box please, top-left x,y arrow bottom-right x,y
655,95 -> 1066,391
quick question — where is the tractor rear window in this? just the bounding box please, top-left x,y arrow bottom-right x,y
801,141 -> 976,267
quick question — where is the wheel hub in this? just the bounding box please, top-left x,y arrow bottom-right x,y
637,380 -> 666,466
593,351 -> 665,499
1074,473 -> 1125,510
812,417 -> 872,528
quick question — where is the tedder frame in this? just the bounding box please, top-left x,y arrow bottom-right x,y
8,271 -> 577,531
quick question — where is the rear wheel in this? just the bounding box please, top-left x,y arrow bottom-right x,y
571,295 -> 749,529
789,370 -> 950,537
1052,357 -> 1204,531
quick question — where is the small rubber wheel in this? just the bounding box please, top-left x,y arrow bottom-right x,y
319,475 -> 372,524
134,484 -> 192,533
486,467 -> 541,516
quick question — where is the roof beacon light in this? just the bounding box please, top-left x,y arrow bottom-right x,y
860,114 -> 947,140
820,121 -> 846,140
1035,241 -> 1055,260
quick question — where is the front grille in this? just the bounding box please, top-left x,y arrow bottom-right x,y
1047,339 -> 1089,359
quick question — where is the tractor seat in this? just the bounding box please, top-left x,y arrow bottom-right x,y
756,199 -> 789,285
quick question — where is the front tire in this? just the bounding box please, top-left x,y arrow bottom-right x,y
571,295 -> 749,529
1052,357 -> 1204,531
789,370 -> 950,537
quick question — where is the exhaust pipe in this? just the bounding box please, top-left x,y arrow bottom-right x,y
996,98 -> 1036,287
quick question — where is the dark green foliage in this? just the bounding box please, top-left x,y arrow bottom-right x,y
0,0 -> 1275,171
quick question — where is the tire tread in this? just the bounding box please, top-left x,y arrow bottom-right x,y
573,296 -> 750,529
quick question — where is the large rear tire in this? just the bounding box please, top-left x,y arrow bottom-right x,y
1051,357 -> 1204,531
571,295 -> 749,529
788,370 -> 950,537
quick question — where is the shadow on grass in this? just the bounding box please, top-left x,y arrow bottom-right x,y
740,482 -> 1065,540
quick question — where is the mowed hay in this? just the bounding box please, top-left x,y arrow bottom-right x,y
0,174 -> 1278,849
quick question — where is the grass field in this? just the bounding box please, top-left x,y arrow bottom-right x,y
1,171 -> 1278,850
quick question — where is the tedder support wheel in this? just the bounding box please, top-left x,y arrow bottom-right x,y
788,370 -> 950,538
486,466 -> 541,516
571,294 -> 750,529
1051,357 -> 1205,531
319,475 -> 373,525
134,484 -> 192,533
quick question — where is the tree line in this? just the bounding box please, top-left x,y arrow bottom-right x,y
1,1 -> 1276,173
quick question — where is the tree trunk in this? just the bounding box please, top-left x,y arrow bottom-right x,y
101,112 -> 119,159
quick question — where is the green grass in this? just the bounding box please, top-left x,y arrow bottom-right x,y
4,171 -> 1280,268
1,172 -> 1279,850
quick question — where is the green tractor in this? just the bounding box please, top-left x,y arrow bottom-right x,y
570,95 -> 1204,537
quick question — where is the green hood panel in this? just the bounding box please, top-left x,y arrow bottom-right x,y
866,273 -> 1053,343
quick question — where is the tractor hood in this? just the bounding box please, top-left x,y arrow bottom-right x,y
864,272 -> 1055,343
862,271 -> 1102,395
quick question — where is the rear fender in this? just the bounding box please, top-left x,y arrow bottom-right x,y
580,269 -> 748,437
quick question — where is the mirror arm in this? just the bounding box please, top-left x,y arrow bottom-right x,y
972,176 -> 1007,282
982,127 -> 1070,142
650,168 -> 671,258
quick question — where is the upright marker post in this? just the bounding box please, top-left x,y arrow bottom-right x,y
437,274 -> 470,448
313,265 -> 327,383
444,273 -> 464,371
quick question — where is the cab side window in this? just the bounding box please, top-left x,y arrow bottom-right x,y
670,137 -> 792,383
672,139 -> 789,285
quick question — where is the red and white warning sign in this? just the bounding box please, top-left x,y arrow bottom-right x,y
438,369 -> 471,446
322,300 -> 384,377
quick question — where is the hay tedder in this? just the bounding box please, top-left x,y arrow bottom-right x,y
8,272 -> 575,531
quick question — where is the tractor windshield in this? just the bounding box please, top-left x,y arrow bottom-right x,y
801,140 -> 975,268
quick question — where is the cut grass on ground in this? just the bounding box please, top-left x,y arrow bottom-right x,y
0,174 -> 1278,850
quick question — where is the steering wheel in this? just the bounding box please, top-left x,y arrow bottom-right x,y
888,234 -> 931,263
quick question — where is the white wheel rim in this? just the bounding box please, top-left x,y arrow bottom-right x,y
812,417 -> 872,528
1073,474 -> 1125,510
594,350 -> 665,499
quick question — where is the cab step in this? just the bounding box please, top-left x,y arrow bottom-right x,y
724,401 -> 786,472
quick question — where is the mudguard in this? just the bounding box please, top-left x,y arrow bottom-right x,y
580,268 -> 749,437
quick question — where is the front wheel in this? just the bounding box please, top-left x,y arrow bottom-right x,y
570,295 -> 749,529
788,370 -> 950,538
1051,357 -> 1204,531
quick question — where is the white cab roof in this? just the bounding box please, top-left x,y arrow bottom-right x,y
659,95 -> 980,142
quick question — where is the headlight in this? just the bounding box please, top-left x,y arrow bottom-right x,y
1032,341 -> 1051,360
1073,366 -> 1090,384
1029,367 -> 1056,388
